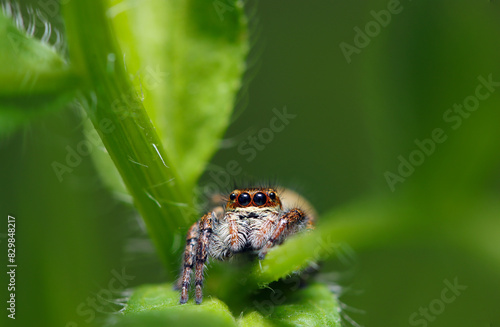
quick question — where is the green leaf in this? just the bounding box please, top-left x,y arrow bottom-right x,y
115,283 -> 237,327
109,0 -> 249,190
0,11 -> 78,134
237,311 -> 274,327
117,282 -> 341,327
255,283 -> 341,327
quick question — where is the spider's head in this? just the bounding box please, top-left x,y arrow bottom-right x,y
225,188 -> 282,212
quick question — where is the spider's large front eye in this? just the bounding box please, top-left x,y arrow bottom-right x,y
238,192 -> 251,206
229,193 -> 236,201
253,192 -> 267,206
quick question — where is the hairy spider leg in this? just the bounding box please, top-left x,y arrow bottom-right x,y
194,212 -> 215,304
179,221 -> 200,304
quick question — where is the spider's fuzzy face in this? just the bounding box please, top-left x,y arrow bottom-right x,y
225,188 -> 282,212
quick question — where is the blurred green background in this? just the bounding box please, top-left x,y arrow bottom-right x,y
1,0 -> 500,326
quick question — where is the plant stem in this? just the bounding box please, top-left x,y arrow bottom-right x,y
62,0 -> 194,275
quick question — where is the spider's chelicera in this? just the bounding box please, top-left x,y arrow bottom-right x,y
177,187 -> 315,304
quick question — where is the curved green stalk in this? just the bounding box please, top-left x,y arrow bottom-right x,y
62,0 -> 192,273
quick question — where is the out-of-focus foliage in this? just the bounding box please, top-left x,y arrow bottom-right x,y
0,11 -> 77,134
1,0 -> 499,326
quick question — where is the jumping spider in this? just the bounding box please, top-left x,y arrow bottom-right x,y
178,187 -> 315,304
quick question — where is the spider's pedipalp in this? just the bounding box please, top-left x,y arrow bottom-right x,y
257,207 -> 309,260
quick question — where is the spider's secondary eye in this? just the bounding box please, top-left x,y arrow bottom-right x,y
253,192 -> 267,206
230,193 -> 236,201
238,193 -> 251,206
269,192 -> 276,200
